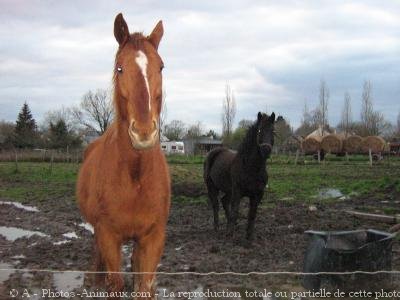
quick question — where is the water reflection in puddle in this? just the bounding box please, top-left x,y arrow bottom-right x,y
0,262 -> 15,284
0,201 -> 39,212
53,272 -> 84,292
317,188 -> 344,199
0,226 -> 49,241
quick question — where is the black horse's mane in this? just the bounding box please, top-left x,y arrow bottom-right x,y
237,121 -> 259,157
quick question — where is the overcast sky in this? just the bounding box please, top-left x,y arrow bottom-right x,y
1,0 -> 399,132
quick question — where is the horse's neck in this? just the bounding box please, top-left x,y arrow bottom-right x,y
113,121 -> 155,169
241,147 -> 265,170
238,130 -> 266,172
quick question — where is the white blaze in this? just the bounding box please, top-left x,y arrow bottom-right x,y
135,50 -> 151,110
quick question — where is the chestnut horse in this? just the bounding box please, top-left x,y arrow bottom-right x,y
77,13 -> 170,298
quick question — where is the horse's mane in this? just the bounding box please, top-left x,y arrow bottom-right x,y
237,121 -> 258,157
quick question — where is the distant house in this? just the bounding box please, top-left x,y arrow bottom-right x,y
183,136 -> 223,155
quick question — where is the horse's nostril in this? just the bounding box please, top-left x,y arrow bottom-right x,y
130,121 -> 137,132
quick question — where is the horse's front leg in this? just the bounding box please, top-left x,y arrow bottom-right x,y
227,185 -> 241,237
247,192 -> 263,241
133,225 -> 166,300
95,225 -> 124,299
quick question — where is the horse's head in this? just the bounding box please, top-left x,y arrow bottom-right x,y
256,112 -> 275,158
113,13 -> 164,150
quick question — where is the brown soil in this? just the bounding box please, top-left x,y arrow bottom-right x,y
0,192 -> 399,299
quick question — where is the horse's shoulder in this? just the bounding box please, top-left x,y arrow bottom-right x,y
83,125 -> 118,161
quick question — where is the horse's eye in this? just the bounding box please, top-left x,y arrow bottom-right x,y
117,66 -> 123,73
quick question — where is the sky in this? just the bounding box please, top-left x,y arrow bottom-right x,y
1,0 -> 399,133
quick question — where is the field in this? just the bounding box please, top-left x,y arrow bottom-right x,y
0,155 -> 400,299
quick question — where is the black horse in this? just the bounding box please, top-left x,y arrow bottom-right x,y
204,112 -> 275,240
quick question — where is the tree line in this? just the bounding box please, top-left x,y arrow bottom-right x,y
0,89 -> 113,150
1,79 -> 399,151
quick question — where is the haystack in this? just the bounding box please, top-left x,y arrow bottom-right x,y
321,134 -> 344,154
343,135 -> 363,154
360,136 -> 386,153
302,127 -> 324,154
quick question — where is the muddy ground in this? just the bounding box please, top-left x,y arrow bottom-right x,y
0,185 -> 399,299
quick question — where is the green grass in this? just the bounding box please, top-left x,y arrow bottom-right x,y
0,156 -> 399,208
0,162 -> 77,203
166,154 -> 204,165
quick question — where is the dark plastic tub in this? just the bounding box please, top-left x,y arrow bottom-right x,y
302,229 -> 395,292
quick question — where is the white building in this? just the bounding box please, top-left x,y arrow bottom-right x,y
161,141 -> 185,154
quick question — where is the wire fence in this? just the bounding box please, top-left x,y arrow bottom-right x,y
1,268 -> 400,276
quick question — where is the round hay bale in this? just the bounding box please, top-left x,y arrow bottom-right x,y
343,135 -> 363,154
321,134 -> 344,154
361,136 -> 386,153
302,136 -> 322,154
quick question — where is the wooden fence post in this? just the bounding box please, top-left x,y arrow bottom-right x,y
317,150 -> 321,164
295,150 -> 299,165
369,149 -> 372,166
50,151 -> 54,174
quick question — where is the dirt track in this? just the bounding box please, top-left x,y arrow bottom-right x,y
0,188 -> 399,299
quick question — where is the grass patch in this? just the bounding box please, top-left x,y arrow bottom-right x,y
0,156 -> 399,207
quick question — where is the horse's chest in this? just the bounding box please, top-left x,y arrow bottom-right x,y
241,173 -> 267,192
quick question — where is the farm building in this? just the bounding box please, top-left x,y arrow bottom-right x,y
160,141 -> 185,154
183,136 -> 223,155
389,141 -> 400,155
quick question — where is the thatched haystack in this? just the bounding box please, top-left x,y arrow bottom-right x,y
321,134 -> 344,154
302,128 -> 323,153
343,135 -> 363,154
361,136 -> 386,153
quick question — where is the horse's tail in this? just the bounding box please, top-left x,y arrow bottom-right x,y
203,147 -> 226,187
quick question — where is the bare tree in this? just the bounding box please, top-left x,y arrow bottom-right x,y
221,84 -> 236,140
295,100 -> 315,136
397,110 -> 400,136
360,80 -> 374,135
0,120 -> 15,148
163,120 -> 186,141
318,79 -> 329,133
186,121 -> 204,139
73,89 -> 114,135
339,91 -> 352,136
42,106 -> 75,132
359,80 -> 391,136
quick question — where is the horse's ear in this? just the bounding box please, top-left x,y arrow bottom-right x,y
269,112 -> 276,123
257,112 -> 263,122
114,13 -> 129,46
148,21 -> 164,50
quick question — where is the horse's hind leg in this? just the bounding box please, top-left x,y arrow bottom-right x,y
95,225 -> 124,298
206,182 -> 220,231
221,193 -> 231,228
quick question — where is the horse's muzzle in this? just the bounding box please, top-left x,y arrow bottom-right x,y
128,120 -> 159,150
259,143 -> 272,151
259,143 -> 272,157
